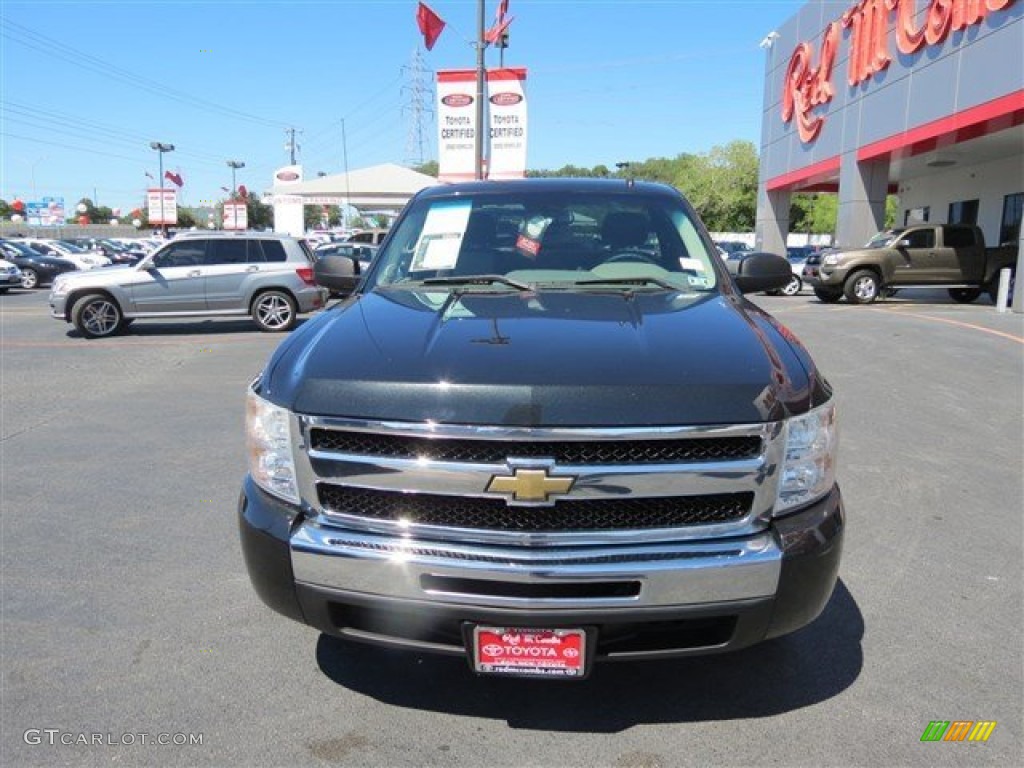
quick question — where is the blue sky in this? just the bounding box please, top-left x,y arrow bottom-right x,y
1,0 -> 805,213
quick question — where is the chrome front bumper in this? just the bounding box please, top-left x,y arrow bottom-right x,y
290,522 -> 781,610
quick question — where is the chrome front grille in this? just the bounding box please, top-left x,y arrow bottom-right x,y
296,417 -> 783,545
308,429 -> 762,464
317,484 -> 754,531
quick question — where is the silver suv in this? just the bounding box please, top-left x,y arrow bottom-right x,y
49,232 -> 327,338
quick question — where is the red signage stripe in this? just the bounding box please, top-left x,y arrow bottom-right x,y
766,155 -> 841,192
858,89 -> 1024,162
437,69 -> 478,82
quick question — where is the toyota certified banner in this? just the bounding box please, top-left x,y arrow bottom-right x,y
487,68 -> 527,180
146,188 -> 177,225
272,165 -> 305,237
223,202 -> 248,231
437,69 -> 479,182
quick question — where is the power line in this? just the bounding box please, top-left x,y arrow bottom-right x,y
1,18 -> 290,130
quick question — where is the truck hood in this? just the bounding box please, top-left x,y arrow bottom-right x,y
262,287 -> 826,427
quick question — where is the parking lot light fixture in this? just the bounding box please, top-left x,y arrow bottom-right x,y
150,141 -> 175,235
227,160 -> 245,199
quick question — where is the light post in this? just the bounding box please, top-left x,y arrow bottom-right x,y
226,160 -> 245,199
150,141 -> 175,235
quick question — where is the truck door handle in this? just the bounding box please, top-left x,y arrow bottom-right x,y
246,265 -> 259,273
187,270 -> 201,277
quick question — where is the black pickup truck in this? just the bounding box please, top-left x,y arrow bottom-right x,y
802,224 -> 1017,304
239,179 -> 844,679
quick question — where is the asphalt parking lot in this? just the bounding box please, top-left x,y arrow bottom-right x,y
1,286 -> 1021,767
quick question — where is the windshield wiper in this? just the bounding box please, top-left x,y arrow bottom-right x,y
571,276 -> 682,291
421,275 -> 533,291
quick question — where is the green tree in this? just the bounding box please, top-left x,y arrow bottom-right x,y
413,160 -> 439,178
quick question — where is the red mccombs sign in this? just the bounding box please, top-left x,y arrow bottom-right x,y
783,0 -> 1016,143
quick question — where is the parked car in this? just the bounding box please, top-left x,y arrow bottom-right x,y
49,232 -> 328,338
344,228 -> 389,246
245,178 -> 843,677
715,240 -> 751,256
765,246 -> 817,296
0,258 -> 23,293
13,239 -> 110,269
63,238 -> 140,265
0,239 -> 78,289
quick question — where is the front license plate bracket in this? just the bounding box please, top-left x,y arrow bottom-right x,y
463,624 -> 597,680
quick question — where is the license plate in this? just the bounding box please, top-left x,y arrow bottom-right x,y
471,626 -> 587,678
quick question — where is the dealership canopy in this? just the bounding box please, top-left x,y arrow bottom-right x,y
265,163 -> 438,212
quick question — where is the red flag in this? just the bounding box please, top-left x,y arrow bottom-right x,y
416,2 -> 445,51
485,15 -> 513,44
486,1 -> 513,45
164,170 -> 184,187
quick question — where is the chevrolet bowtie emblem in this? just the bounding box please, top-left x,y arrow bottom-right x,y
486,468 -> 575,503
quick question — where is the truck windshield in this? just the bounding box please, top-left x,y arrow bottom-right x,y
364,189 -> 719,294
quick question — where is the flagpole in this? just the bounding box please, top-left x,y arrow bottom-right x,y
474,0 -> 485,180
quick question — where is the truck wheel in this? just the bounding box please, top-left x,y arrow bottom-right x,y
781,275 -> 802,296
71,293 -> 125,338
948,288 -> 981,303
844,270 -> 880,304
814,287 -> 843,304
252,290 -> 297,332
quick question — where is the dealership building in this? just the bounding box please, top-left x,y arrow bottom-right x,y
755,0 -> 1023,276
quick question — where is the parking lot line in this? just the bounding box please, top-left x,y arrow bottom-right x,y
873,307 -> 1024,345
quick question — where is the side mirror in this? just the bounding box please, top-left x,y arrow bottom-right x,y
314,254 -> 361,296
896,238 -> 912,248
733,252 -> 793,294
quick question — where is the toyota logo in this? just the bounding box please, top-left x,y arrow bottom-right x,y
482,643 -> 505,656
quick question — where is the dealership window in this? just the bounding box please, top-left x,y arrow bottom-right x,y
948,199 -> 979,225
904,207 -> 930,225
1000,193 -> 1023,245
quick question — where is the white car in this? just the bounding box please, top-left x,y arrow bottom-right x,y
14,239 -> 110,269
0,257 -> 23,293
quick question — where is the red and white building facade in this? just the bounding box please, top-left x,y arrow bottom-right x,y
756,0 -> 1023,259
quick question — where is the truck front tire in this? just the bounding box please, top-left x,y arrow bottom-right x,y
844,270 -> 881,304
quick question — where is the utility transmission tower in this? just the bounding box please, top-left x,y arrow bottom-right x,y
401,48 -> 434,167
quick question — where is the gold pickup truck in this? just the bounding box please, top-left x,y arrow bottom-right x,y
802,224 -> 1017,305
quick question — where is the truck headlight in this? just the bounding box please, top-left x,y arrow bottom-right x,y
246,389 -> 300,504
50,278 -> 69,298
775,401 -> 838,515
822,254 -> 841,267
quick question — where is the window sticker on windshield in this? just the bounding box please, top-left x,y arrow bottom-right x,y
679,258 -> 705,272
516,215 -> 551,259
410,202 -> 472,271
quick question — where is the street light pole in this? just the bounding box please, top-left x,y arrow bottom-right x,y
150,141 -> 175,236
226,160 -> 245,198
474,0 -> 486,180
